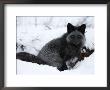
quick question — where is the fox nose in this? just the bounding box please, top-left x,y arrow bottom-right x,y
72,39 -> 80,45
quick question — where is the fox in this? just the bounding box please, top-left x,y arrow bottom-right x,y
16,23 -> 94,71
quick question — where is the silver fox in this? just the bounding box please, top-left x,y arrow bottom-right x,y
16,23 -> 94,71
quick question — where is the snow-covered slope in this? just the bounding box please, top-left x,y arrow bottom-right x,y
17,53 -> 94,74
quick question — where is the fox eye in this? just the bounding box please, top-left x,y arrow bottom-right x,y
77,35 -> 82,39
70,35 -> 75,38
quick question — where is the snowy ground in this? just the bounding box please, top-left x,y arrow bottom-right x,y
16,16 -> 94,75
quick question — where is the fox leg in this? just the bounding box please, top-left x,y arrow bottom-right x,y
57,62 -> 68,71
66,57 -> 79,69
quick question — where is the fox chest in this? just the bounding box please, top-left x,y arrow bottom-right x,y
65,48 -> 75,55
60,45 -> 80,60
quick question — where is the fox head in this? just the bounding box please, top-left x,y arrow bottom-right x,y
66,23 -> 86,47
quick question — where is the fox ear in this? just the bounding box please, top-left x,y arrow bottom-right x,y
79,24 -> 86,34
67,23 -> 75,33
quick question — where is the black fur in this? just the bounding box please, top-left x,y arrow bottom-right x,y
16,52 -> 47,64
17,23 -> 94,71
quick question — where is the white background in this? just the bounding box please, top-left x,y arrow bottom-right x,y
5,4 -> 107,87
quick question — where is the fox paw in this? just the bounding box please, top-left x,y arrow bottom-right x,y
57,65 -> 68,71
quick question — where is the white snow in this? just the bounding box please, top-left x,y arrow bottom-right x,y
16,16 -> 94,74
